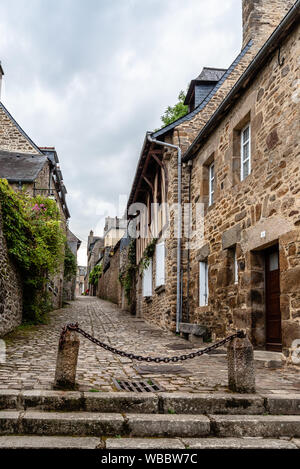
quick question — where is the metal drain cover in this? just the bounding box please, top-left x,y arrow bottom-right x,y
112,378 -> 163,392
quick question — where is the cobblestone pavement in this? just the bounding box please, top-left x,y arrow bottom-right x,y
0,297 -> 299,393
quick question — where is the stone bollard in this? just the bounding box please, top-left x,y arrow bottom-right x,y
54,329 -> 80,390
227,334 -> 256,393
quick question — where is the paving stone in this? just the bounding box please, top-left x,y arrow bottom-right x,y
0,436 -> 101,449
0,297 -> 299,394
210,415 -> 300,438
126,414 -> 210,437
106,438 -> 185,449
182,438 -> 298,449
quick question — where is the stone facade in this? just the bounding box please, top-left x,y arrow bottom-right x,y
186,20 -> 300,359
63,229 -> 80,302
123,0 -> 300,361
0,92 -> 71,316
0,103 -> 40,154
97,241 -> 122,305
0,204 -> 22,337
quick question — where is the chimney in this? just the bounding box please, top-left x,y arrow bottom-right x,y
242,0 -> 295,49
0,62 -> 4,101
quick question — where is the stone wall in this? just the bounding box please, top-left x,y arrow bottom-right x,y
0,104 -> 40,154
97,243 -> 121,306
186,22 -> 300,358
0,204 -> 23,337
242,0 -> 295,48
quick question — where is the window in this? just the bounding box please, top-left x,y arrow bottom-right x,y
234,248 -> 238,284
209,162 -> 214,206
143,260 -> 152,297
199,261 -> 209,306
241,124 -> 251,181
155,242 -> 165,287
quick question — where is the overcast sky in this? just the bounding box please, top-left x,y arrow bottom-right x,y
0,0 -> 242,265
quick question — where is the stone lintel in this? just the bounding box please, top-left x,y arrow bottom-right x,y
195,243 -> 210,262
222,224 -> 241,250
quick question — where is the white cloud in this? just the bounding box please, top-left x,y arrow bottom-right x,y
0,0 -> 242,266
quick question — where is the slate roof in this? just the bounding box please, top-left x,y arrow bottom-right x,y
152,40 -> 253,139
0,150 -> 47,182
194,67 -> 227,83
127,41 -> 253,208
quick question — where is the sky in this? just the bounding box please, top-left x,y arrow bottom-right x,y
0,0 -> 242,265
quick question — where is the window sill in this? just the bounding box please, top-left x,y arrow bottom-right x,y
155,285 -> 165,295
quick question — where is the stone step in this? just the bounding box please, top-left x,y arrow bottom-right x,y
1,390 -> 299,415
211,415 -> 300,438
0,411 -> 299,438
0,435 -> 102,449
0,435 -> 298,449
106,437 -> 299,449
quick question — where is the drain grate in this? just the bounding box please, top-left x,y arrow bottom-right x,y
112,378 -> 163,393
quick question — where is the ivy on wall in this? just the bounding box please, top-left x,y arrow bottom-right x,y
0,179 -> 66,324
64,244 -> 77,281
119,238 -> 136,304
119,238 -> 158,304
89,263 -> 103,286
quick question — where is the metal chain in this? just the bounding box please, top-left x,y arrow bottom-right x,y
59,322 -> 246,363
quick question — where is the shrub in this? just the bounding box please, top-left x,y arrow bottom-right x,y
0,179 -> 66,323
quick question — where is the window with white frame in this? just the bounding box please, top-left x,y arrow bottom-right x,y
209,162 -> 215,206
234,247 -> 238,284
143,260 -> 152,297
155,241 -> 165,287
199,260 -> 209,306
241,124 -> 251,181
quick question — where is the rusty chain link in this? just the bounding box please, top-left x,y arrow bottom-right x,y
59,323 -> 246,363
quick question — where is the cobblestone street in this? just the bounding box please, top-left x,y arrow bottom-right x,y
0,297 -> 299,393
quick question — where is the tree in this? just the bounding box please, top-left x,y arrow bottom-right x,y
160,90 -> 188,127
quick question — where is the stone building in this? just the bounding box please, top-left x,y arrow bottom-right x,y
63,229 -> 81,301
0,68 -> 72,314
124,0 -> 299,360
76,266 -> 87,296
86,230 -> 104,296
103,216 -> 127,248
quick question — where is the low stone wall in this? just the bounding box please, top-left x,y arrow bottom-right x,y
97,244 -> 121,306
0,205 -> 23,337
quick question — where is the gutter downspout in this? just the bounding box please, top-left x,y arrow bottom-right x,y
147,133 -> 182,333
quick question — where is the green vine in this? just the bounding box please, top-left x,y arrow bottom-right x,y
140,238 -> 157,271
89,263 -> 103,286
0,178 -> 66,324
119,239 -> 136,304
64,244 -> 77,281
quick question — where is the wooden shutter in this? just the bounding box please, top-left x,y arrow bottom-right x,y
143,260 -> 152,297
155,242 -> 165,287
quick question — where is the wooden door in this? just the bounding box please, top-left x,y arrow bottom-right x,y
265,246 -> 282,351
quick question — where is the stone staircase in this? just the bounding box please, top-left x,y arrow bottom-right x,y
0,390 -> 299,449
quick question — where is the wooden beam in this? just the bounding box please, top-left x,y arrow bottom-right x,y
150,152 -> 163,167
143,175 -> 154,192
